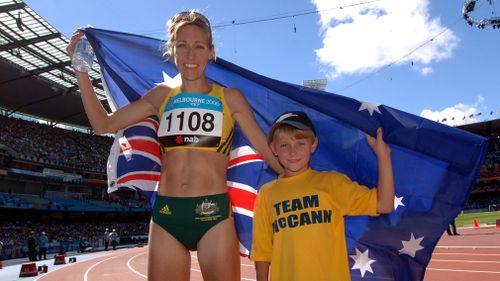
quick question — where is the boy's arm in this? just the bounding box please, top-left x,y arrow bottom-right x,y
366,128 -> 395,214
255,261 -> 270,281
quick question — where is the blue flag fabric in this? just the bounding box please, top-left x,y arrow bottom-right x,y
84,27 -> 488,280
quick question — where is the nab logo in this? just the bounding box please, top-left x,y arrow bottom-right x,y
183,136 -> 199,144
175,135 -> 200,145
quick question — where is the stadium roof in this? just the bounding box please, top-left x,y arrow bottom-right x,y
458,118 -> 500,138
0,0 -> 109,128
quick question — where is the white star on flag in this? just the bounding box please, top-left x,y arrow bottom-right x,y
394,195 -> 405,211
358,101 -> 381,116
399,233 -> 424,258
156,71 -> 181,87
350,248 -> 376,278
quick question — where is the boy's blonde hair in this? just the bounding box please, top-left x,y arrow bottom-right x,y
269,124 -> 316,143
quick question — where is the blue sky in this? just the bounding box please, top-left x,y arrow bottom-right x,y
25,0 -> 500,126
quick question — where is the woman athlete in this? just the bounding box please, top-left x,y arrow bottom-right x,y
67,10 -> 282,281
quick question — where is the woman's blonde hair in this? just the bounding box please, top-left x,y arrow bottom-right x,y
166,10 -> 214,58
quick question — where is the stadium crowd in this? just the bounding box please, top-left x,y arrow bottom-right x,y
0,115 -> 112,172
482,136 -> 500,177
464,134 -> 500,210
0,115 -> 498,260
0,220 -> 149,260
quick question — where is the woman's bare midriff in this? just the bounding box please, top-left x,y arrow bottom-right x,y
157,148 -> 230,197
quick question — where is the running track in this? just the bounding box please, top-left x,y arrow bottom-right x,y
32,247 -> 256,281
1,226 -> 498,280
425,226 -> 500,281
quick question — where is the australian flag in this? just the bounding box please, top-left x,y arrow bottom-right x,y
84,27 -> 488,280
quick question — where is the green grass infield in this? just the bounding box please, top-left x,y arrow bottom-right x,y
455,210 -> 500,227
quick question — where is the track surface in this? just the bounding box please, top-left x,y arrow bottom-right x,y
424,226 -> 500,281
1,226 -> 498,280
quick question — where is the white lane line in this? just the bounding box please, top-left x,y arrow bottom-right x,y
84,252 -> 132,281
433,253 -> 500,256
427,268 -> 500,274
190,254 -> 201,272
436,245 -> 500,249
34,253 -> 110,281
127,252 -> 147,279
431,259 -> 500,264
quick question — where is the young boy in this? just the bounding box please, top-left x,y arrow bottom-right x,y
251,111 -> 394,281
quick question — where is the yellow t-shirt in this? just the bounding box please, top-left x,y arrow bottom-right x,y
251,168 -> 378,281
157,84 -> 234,156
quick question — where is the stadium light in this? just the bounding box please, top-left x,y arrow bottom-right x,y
462,0 -> 499,30
303,79 -> 328,91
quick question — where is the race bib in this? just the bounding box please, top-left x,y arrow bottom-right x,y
158,93 -> 223,148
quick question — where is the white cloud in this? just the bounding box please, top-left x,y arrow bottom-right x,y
418,66 -> 433,76
420,96 -> 486,126
312,0 -> 459,78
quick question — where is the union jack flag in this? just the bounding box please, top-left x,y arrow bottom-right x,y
107,115 -> 161,202
227,127 -> 276,255
107,119 -> 272,255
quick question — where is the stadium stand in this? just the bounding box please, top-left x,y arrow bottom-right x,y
0,193 -> 32,209
458,119 -> 500,211
0,115 -> 111,173
0,113 -> 498,260
0,1 -> 497,263
0,219 -> 149,260
0,115 -> 150,261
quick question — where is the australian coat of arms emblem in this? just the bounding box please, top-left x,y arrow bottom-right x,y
195,199 -> 220,216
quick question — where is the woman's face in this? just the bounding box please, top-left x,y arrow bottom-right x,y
172,24 -> 215,82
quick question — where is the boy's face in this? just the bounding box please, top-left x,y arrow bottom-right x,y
270,130 -> 317,177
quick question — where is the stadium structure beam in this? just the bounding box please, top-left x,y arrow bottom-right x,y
0,33 -> 61,52
30,61 -> 71,75
0,29 -> 67,75
52,110 -> 87,127
6,92 -> 62,117
0,61 -> 71,85
0,2 -> 26,13
0,1 -> 105,128
0,62 -> 103,93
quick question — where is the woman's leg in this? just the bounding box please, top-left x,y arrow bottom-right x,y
147,219 -> 191,281
197,218 -> 240,281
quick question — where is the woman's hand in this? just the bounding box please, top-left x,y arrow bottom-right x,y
66,30 -> 85,58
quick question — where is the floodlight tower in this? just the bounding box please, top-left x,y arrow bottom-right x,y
303,79 -> 327,91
